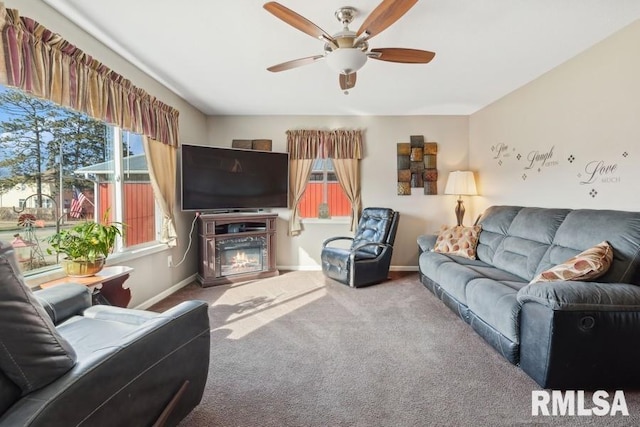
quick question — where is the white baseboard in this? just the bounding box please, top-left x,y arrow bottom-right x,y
277,265 -> 322,271
390,266 -> 419,272
134,274 -> 197,310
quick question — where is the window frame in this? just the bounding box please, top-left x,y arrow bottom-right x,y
0,85 -> 163,279
298,158 -> 351,221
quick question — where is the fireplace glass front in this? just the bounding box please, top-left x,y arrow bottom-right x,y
215,235 -> 267,277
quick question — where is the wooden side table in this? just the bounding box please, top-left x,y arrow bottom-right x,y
39,266 -> 134,308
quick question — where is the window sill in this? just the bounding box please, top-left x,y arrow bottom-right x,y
301,217 -> 350,225
24,242 -> 170,288
107,242 -> 169,263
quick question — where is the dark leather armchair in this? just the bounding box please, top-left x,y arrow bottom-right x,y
0,242 -> 210,427
321,207 -> 400,288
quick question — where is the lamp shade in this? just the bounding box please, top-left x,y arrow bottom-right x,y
325,48 -> 368,75
444,171 -> 477,196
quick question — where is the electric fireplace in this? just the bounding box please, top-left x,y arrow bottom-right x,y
196,212 -> 279,286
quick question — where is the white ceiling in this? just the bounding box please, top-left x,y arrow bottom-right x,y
43,0 -> 640,116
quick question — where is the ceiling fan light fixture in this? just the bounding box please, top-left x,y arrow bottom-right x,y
325,48 -> 367,75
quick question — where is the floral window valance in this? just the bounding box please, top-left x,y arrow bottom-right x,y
0,3 -> 179,146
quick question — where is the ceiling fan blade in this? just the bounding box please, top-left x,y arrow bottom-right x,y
267,55 -> 324,72
264,2 -> 334,43
339,73 -> 357,90
356,0 -> 418,40
369,48 -> 435,64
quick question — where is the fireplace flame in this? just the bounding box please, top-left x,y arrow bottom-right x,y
231,251 -> 257,268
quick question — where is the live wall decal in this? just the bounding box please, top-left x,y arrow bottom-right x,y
397,136 -> 438,195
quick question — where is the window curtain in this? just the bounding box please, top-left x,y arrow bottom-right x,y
142,136 -> 177,246
326,130 -> 363,231
286,130 -> 322,236
332,159 -> 361,231
0,3 -> 180,147
287,129 -> 362,234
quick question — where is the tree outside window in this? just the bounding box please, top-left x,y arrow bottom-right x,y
0,85 -> 158,274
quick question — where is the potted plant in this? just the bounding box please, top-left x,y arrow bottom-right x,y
47,218 -> 123,277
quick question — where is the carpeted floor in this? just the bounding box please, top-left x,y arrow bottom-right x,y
151,271 -> 640,427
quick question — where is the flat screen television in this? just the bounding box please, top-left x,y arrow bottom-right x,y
181,144 -> 289,211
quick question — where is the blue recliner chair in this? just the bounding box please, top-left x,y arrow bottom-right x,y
321,207 -> 400,288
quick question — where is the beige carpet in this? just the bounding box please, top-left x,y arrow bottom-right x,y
151,271 -> 640,427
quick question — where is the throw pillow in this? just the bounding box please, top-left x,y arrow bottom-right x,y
530,241 -> 613,284
0,241 -> 77,394
433,225 -> 482,260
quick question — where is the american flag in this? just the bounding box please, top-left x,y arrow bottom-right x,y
69,187 -> 87,218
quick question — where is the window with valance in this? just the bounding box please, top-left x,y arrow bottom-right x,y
287,129 -> 363,235
0,2 -> 179,276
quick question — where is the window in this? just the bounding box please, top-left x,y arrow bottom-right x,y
298,158 -> 351,218
0,85 -> 159,274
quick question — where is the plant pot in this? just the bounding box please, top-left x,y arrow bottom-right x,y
61,257 -> 105,277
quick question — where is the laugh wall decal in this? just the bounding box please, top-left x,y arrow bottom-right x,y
487,142 -> 631,201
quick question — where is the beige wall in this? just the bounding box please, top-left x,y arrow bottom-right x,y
469,19 -> 640,214
10,0 -> 210,306
206,115 -> 469,269
16,1 -> 638,299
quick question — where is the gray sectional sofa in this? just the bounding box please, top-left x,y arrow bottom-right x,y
417,205 -> 640,388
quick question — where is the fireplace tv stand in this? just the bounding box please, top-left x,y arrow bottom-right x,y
197,212 -> 279,287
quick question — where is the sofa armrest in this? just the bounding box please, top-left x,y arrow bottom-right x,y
34,283 -> 92,325
517,281 -> 640,311
417,234 -> 437,254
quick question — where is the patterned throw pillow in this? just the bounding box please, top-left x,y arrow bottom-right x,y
530,241 -> 613,284
433,225 -> 482,260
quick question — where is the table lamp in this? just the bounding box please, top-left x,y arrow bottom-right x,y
444,171 -> 477,226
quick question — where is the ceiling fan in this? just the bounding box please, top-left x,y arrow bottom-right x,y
264,0 -> 436,92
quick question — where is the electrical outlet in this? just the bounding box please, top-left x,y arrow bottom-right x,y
167,255 -> 172,268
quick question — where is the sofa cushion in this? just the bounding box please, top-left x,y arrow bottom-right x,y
434,262 -> 485,305
537,209 -> 640,285
475,206 -> 522,264
530,241 -> 613,284
420,252 -> 489,304
433,225 -> 481,259
56,316 -> 146,358
0,242 -> 77,395
491,208 -> 570,280
466,279 -> 529,343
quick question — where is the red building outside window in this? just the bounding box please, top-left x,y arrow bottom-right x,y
298,158 -> 351,218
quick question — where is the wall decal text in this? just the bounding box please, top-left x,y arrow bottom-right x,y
525,146 -> 558,170
580,160 -> 620,185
